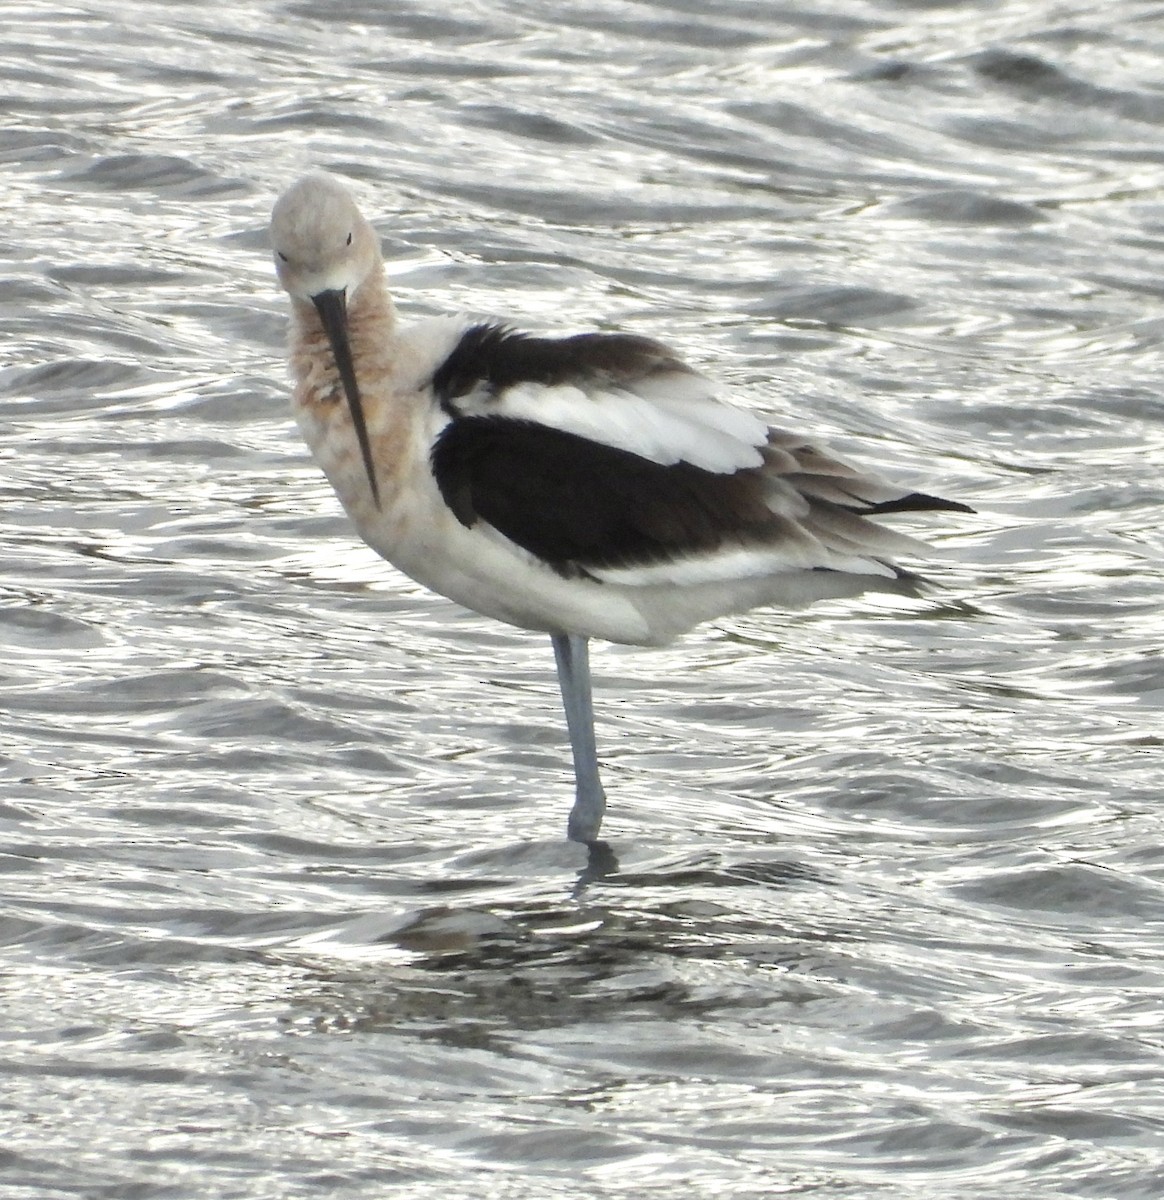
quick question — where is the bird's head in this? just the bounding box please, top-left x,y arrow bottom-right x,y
270,171 -> 381,302
270,172 -> 382,506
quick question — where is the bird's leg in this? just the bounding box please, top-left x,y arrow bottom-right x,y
551,633 -> 607,844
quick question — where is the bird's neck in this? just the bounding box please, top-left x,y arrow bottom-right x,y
288,263 -> 419,523
287,264 -> 397,395
344,264 -> 397,356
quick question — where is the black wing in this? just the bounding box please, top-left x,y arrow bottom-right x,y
431,416 -> 782,576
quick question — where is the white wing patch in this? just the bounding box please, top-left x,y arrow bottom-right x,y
455,368 -> 769,474
591,541 -> 900,588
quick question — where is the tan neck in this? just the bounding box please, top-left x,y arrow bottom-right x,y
288,264 -> 396,389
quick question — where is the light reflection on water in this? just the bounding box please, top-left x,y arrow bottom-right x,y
3,0 -> 1164,1196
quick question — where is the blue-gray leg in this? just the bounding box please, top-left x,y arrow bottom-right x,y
551,633 -> 607,843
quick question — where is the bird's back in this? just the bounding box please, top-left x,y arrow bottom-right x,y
408,321 -> 969,644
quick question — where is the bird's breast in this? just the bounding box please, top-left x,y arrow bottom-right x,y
295,378 -> 432,521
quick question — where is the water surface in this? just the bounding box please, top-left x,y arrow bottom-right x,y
3,2 -> 1164,1197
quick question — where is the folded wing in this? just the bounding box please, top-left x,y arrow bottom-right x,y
429,323 -> 970,586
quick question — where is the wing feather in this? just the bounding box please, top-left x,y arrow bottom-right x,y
427,323 -> 970,587
433,322 -> 768,473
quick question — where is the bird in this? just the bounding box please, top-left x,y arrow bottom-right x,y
269,171 -> 970,846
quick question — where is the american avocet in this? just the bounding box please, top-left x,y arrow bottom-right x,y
270,172 -> 970,845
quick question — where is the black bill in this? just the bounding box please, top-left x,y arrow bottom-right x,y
311,287 -> 381,507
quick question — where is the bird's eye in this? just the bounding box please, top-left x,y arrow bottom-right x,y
346,232 -> 353,246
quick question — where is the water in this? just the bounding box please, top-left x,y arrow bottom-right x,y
2,1 -> 1164,1196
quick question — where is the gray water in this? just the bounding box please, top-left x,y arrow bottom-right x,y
3,1 -> 1164,1196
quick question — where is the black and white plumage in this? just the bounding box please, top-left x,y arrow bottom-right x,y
270,172 -> 970,844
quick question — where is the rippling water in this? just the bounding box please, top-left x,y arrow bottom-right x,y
3,1 -> 1164,1196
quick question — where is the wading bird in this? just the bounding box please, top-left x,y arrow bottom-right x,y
270,172 -> 969,845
